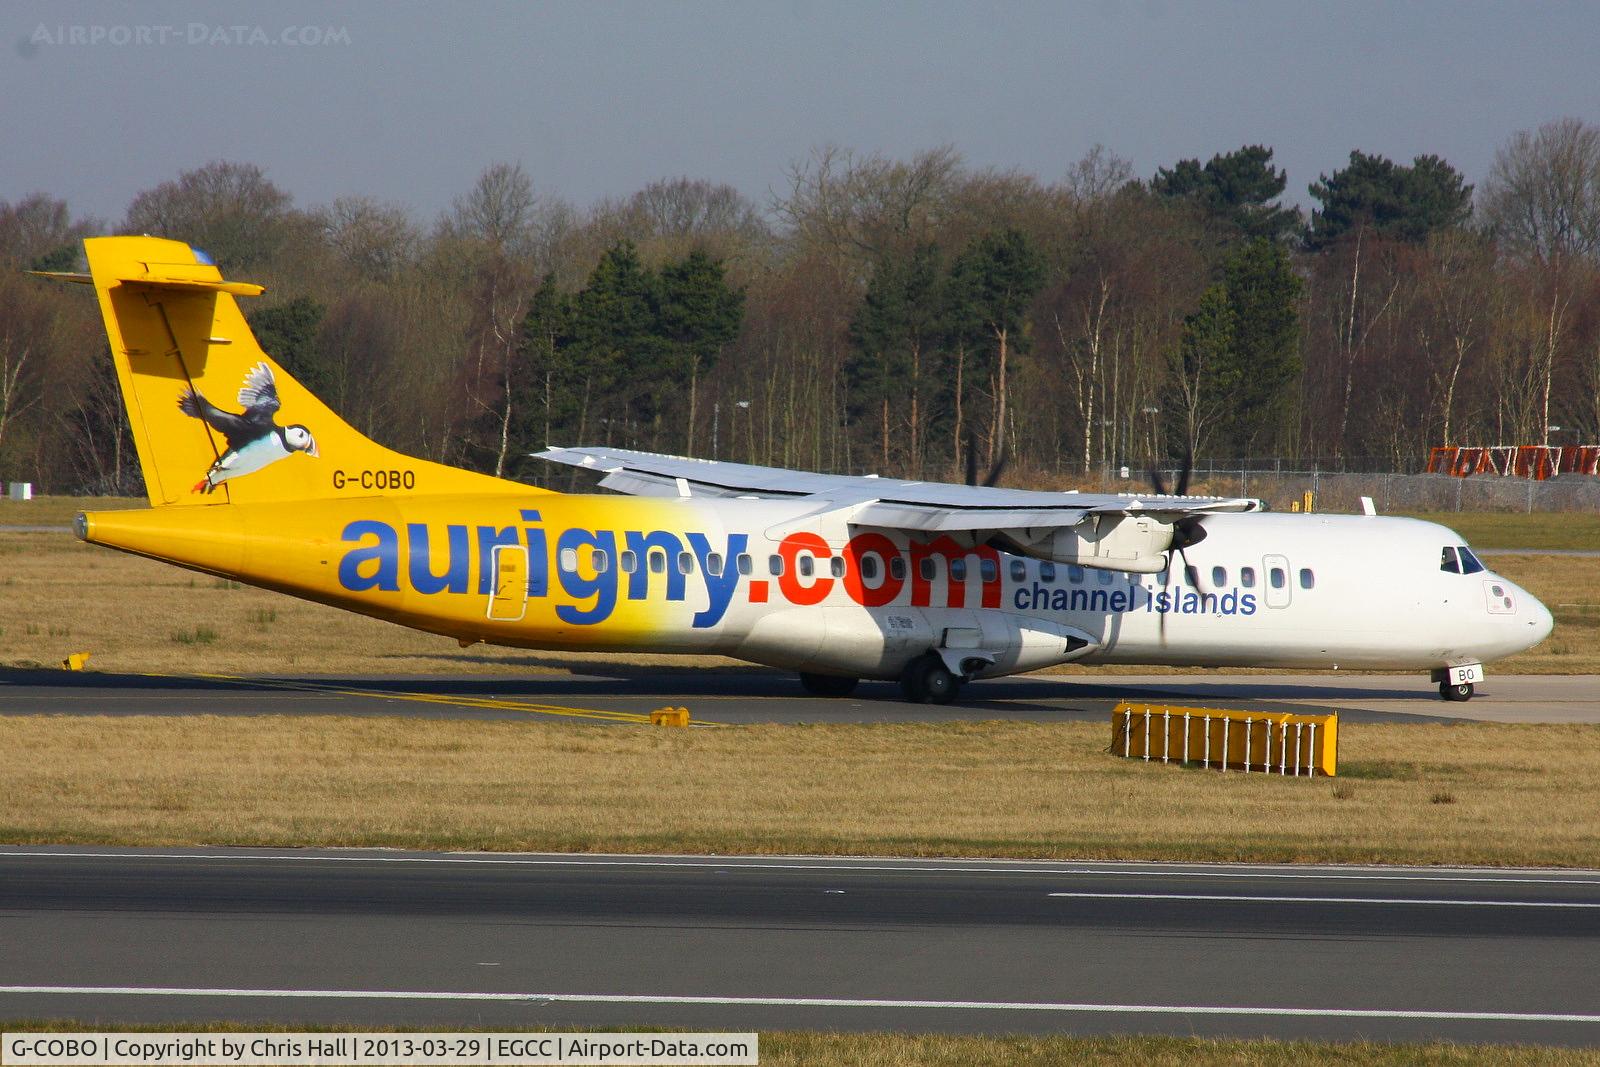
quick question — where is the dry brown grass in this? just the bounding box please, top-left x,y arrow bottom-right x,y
2,519 -> 1594,676
0,495 -> 143,525
2,716 -> 1598,866
8,1023 -> 1592,1067
762,1033 -> 1600,1066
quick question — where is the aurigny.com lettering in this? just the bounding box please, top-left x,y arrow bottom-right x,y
337,510 -> 1258,626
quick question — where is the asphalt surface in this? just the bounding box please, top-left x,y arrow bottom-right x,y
1,847 -> 1598,1043
4,667 -> 1598,725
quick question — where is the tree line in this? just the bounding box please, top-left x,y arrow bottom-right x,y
3,117 -> 1599,496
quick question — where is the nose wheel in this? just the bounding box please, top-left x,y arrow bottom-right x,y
1439,680 -> 1475,702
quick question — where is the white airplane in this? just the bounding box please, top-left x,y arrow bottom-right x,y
48,236 -> 1553,704
532,447 -> 1553,703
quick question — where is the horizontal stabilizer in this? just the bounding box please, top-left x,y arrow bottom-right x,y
32,267 -> 264,297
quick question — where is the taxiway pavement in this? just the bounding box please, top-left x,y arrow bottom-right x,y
2,668 -> 1596,724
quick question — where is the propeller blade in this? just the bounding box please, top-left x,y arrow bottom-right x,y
1148,467 -> 1169,495
983,436 -> 1008,487
1175,449 -> 1194,496
964,434 -> 979,487
1171,516 -> 1208,552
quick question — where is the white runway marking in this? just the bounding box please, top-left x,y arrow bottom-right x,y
1047,892 -> 1600,908
2,986 -> 1598,1024
3,849 -> 1599,887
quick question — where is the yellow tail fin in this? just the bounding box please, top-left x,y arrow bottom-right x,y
60,236 -> 533,506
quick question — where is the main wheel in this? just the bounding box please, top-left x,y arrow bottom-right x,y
899,655 -> 958,705
1439,680 -> 1475,702
799,672 -> 858,698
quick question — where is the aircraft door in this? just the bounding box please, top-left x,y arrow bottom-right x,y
488,544 -> 529,622
1263,554 -> 1292,609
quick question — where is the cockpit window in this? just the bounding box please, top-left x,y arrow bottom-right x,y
1440,547 -> 1460,574
1458,546 -> 1486,575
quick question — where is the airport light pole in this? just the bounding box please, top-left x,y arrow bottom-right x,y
733,400 -> 750,462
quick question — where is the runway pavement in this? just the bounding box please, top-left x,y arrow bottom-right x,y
1,846 -> 1598,1043
2,666 -> 1597,724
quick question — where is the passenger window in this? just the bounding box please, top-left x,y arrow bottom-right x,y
706,553 -> 723,577
890,556 -> 907,581
649,550 -> 666,574
620,550 -> 638,574
1458,546 -> 1486,575
1240,566 -> 1255,588
798,555 -> 814,578
919,557 -> 936,581
1269,567 -> 1286,589
592,550 -> 609,574
829,556 -> 845,578
1068,564 -> 1084,584
1098,568 -> 1114,585
736,553 -> 752,576
1212,566 -> 1227,586
1009,558 -> 1027,582
861,554 -> 880,581
1440,547 -> 1461,574
1184,565 -> 1200,587
1299,567 -> 1314,589
950,558 -> 968,581
678,551 -> 696,574
980,558 -> 997,583
1040,561 -> 1056,583
558,548 -> 578,573
768,554 -> 784,577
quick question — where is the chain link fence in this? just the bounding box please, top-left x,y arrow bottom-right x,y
1137,467 -> 1600,513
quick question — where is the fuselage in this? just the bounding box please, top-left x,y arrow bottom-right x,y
80,493 -> 1553,681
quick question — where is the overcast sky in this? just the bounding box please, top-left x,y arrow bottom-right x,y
6,0 -> 1600,227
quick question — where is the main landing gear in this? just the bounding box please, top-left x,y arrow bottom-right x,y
798,672 -> 859,698
899,653 -> 960,705
1439,680 -> 1475,702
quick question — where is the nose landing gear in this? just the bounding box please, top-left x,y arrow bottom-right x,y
1432,664 -> 1483,702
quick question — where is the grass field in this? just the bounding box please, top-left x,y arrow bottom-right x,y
1,500 -> 1594,675
1405,511 -> 1600,551
2,715 -> 1597,866
5,1023 -> 1595,1067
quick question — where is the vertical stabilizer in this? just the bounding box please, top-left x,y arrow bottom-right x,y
60,236 -> 535,506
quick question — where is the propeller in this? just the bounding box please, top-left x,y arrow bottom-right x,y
1148,448 -> 1194,497
965,431 -> 1008,488
1148,451 -> 1206,642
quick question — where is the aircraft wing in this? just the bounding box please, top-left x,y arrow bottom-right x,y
534,447 -> 1261,545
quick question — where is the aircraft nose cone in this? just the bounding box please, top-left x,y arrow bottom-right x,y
1527,594 -> 1554,645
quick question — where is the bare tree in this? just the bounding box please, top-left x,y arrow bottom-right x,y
1481,118 -> 1600,265
321,196 -> 419,280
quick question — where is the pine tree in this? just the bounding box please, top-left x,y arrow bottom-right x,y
1306,151 -> 1473,249
1166,284 -> 1236,459
1151,145 -> 1301,243
1218,238 -> 1302,452
658,249 -> 744,454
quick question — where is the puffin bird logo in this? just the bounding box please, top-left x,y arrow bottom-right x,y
178,362 -> 318,493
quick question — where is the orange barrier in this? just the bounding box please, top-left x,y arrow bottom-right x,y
1428,444 -> 1598,479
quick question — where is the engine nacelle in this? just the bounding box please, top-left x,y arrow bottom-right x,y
1013,514 -> 1179,574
